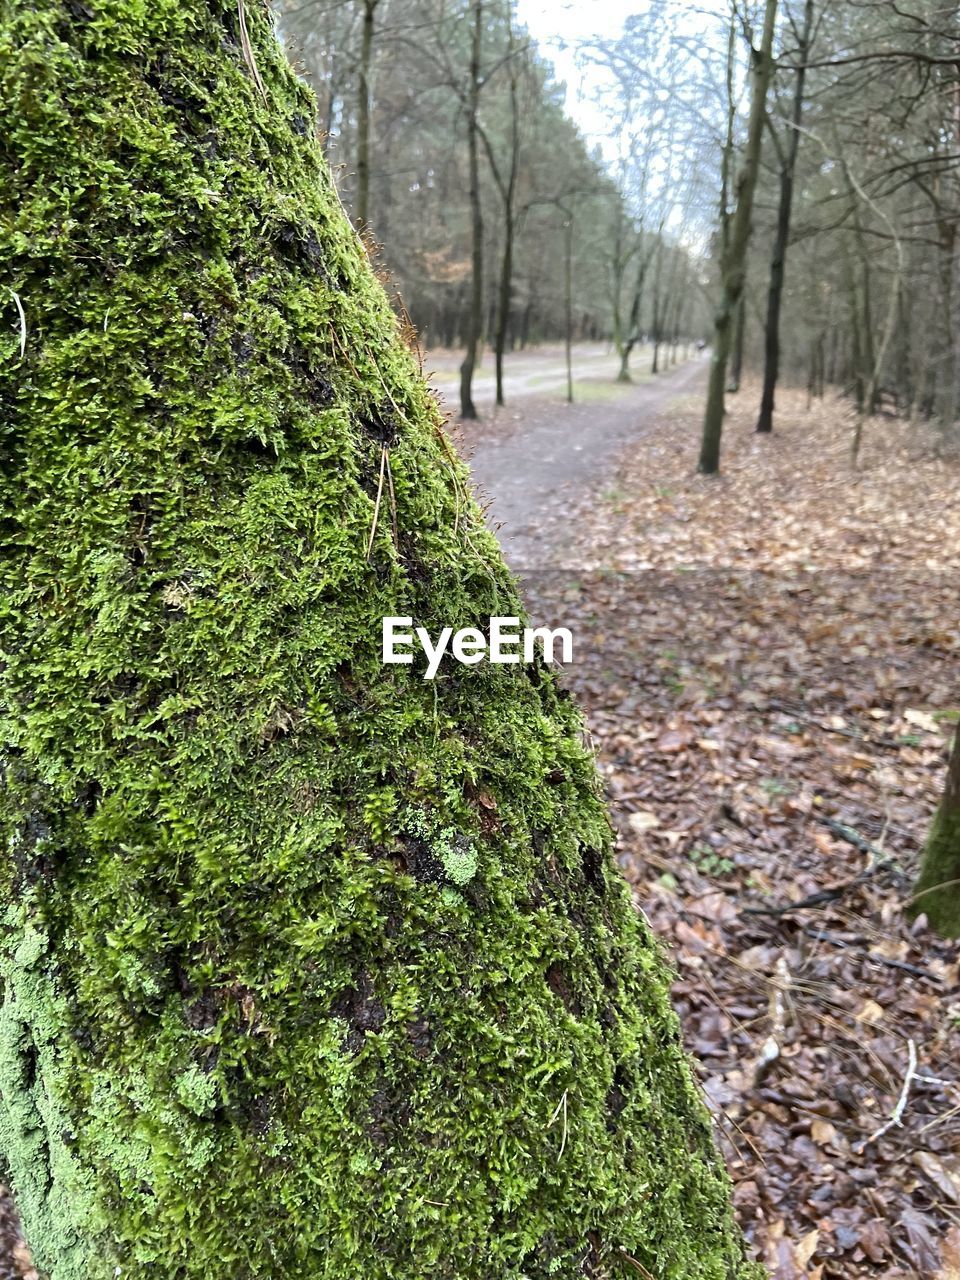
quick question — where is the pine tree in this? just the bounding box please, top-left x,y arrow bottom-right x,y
0,3 -> 759,1276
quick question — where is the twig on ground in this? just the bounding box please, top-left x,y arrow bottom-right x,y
743,815 -> 903,917
748,955 -> 790,1090
855,1038 -> 918,1152
799,926 -> 939,983
813,814 -> 895,868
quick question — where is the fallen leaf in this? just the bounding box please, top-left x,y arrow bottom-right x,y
795,1228 -> 820,1268
915,1151 -> 960,1204
810,1119 -> 837,1147
935,1225 -> 960,1279
905,708 -> 939,733
854,999 -> 885,1025
628,810 -> 660,834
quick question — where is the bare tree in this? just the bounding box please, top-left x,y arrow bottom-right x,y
756,0 -> 815,433
459,0 -> 484,418
699,0 -> 779,475
356,0 -> 381,229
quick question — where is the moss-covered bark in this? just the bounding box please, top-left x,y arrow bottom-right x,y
911,732 -> 960,938
0,4 -> 760,1277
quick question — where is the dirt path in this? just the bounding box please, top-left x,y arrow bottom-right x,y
457,356 -> 707,569
427,341 -> 639,405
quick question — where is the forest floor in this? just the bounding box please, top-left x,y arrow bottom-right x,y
458,370 -> 960,1279
455,349 -> 707,565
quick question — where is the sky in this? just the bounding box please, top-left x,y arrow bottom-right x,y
514,0 -> 639,152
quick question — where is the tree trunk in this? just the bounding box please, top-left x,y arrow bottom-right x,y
649,230 -> 667,376
494,227 -> 513,408
490,23 -> 521,410
699,0 -> 779,474
911,729 -> 960,938
0,5 -> 762,1277
756,0 -> 814,433
563,210 -> 574,403
842,239 -> 866,412
726,293 -> 746,392
459,0 -> 483,419
617,240 -> 653,383
355,0 -> 378,231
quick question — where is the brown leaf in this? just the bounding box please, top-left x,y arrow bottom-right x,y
915,1151 -> 960,1205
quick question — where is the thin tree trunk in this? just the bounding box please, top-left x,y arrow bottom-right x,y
699,0 -> 779,475
491,18 -> 521,409
650,230 -> 667,375
459,0 -> 483,420
726,292 -> 746,392
756,0 -> 813,433
355,0 -> 378,231
564,210 -> 574,403
857,226 -> 877,414
621,238 -> 654,382
494,227 -> 513,408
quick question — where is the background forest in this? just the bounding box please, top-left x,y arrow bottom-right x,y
279,0 -> 960,444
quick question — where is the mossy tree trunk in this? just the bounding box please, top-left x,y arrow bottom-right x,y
0,4 -> 759,1278
911,729 -> 960,938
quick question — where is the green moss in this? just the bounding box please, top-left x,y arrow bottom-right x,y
911,805 -> 960,939
0,2 -> 761,1277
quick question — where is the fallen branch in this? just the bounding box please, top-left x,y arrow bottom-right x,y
855,1038 -> 918,1152
748,954 -> 790,1090
742,815 -> 903,916
812,814 -> 896,868
799,926 -> 939,983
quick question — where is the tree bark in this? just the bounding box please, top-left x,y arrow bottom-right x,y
911,729 -> 960,938
459,0 -> 484,419
563,208 -> 574,403
355,0 -> 378,231
483,17 -> 521,410
726,292 -> 746,392
650,233 -> 667,376
756,0 -> 814,433
0,5 -> 762,1277
614,234 -> 654,383
699,0 -> 779,475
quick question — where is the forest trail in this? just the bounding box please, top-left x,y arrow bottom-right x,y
454,355 -> 707,568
